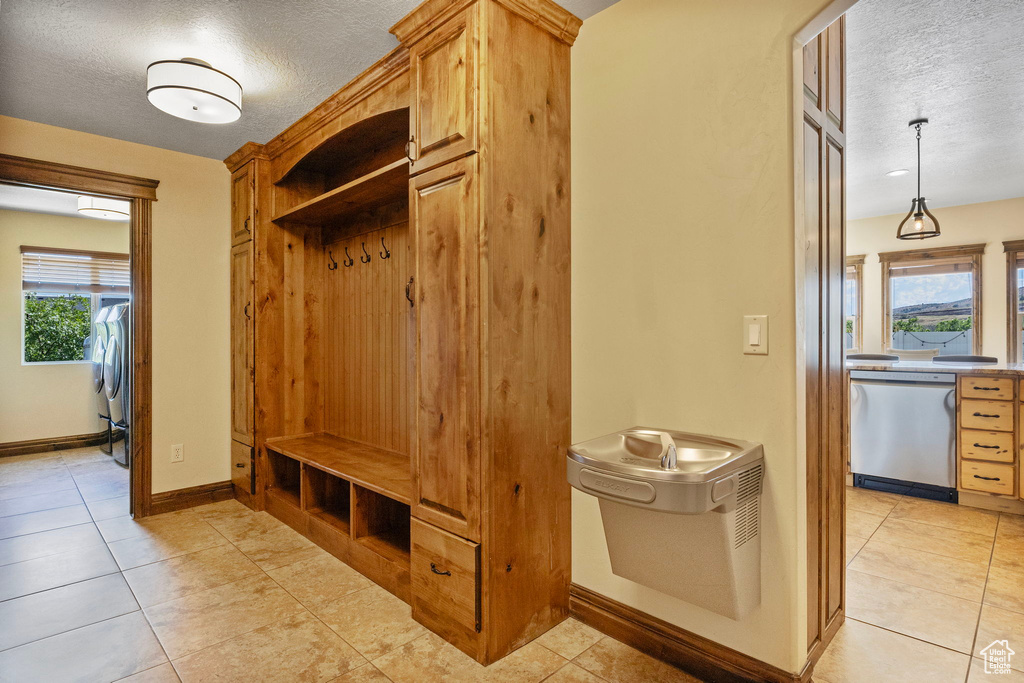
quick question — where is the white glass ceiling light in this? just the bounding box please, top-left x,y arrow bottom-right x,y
147,58 -> 241,124
77,196 -> 130,221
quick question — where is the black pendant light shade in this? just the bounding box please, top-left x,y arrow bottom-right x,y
896,118 -> 941,240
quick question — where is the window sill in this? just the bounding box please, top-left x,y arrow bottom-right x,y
22,360 -> 92,367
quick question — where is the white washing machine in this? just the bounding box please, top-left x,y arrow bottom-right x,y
92,307 -> 112,421
103,303 -> 130,467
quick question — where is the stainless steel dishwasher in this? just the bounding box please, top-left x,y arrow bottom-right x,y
849,369 -> 957,501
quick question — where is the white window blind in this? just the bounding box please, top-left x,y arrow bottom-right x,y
21,245 -> 129,294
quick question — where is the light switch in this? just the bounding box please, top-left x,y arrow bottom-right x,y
744,315 -> 768,355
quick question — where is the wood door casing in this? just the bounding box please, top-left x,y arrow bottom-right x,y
230,241 -> 255,445
411,155 -> 481,542
408,6 -> 478,175
231,164 -> 255,246
804,15 -> 846,659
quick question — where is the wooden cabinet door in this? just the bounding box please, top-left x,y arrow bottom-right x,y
231,439 -> 254,495
230,241 -> 255,445
408,6 -> 478,175
231,163 -> 255,245
412,156 -> 481,541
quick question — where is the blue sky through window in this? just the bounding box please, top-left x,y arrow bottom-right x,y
891,273 -> 972,309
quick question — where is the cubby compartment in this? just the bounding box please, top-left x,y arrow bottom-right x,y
304,467 -> 352,534
266,449 -> 301,509
353,485 -> 411,570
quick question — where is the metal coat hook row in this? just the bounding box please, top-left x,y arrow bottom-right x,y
343,247 -> 354,267
380,236 -> 391,259
327,251 -> 338,271
360,242 -> 372,263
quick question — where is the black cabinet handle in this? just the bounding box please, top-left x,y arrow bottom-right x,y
244,217 -> 251,233
430,563 -> 451,576
236,463 -> 245,468
406,277 -> 415,307
974,474 -> 1001,481
973,412 -> 1000,418
973,443 -> 1000,449
972,386 -> 999,391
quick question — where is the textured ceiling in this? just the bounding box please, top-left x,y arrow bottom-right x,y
0,183 -> 130,222
0,0 -> 618,161
846,0 -> 1024,219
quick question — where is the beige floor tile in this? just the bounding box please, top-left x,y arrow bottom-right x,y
888,497 -> 999,537
0,465 -> 75,489
984,564 -> 1024,615
373,632 -> 565,683
0,573 -> 139,650
329,663 -> 392,682
846,509 -> 885,539
97,509 -> 198,543
191,504 -> 283,543
535,618 -> 603,660
234,524 -> 323,570
845,569 -> 981,653
116,663 -> 182,682
0,487 -> 82,518
266,552 -> 372,611
123,544 -> 262,608
0,522 -> 104,566
968,657 -> 1024,681
871,516 -> 995,564
107,517 -> 230,570
544,663 -> 606,683
77,476 -> 130,503
143,573 -> 304,659
993,522 -> 1024,571
315,584 -> 427,660
0,611 -> 165,683
1000,513 -> 1024,534
846,487 -> 902,517
572,637 -> 700,683
0,475 -> 78,501
814,619 -> 970,683
845,535 -> 868,565
0,504 -> 93,539
849,539 -> 989,602
0,541 -> 119,601
86,495 -> 131,521
975,604 -> 1024,671
171,610 -> 366,682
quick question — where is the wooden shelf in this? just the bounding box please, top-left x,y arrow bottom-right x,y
272,159 -> 408,225
265,433 -> 411,504
267,485 -> 300,510
358,529 -> 411,571
308,508 -> 351,535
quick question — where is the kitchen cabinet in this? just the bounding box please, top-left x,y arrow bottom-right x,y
957,375 -> 1017,498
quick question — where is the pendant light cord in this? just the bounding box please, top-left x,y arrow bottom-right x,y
916,123 -> 922,200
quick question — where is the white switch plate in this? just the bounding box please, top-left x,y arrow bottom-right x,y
171,443 -> 184,463
744,315 -> 768,355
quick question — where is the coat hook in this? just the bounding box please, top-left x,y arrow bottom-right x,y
343,247 -> 354,267
327,251 -> 338,271
380,236 -> 391,259
360,242 -> 372,263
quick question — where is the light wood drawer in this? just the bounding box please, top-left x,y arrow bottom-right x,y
961,461 -> 1015,496
962,376 -> 1014,401
410,518 -> 480,641
961,399 -> 1014,432
961,430 -> 1016,463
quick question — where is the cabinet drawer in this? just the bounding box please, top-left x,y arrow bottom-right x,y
961,461 -> 1015,496
230,440 -> 253,494
411,518 -> 480,640
961,430 -> 1015,463
962,376 -> 1014,401
961,399 -> 1014,432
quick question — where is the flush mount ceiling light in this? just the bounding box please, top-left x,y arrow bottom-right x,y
896,118 -> 941,240
885,168 -> 910,177
146,58 -> 241,124
77,196 -> 130,221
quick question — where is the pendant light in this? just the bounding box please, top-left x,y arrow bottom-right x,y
896,118 -> 940,240
77,196 -> 130,221
147,58 -> 242,124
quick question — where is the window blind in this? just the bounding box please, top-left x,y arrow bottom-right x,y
21,245 -> 129,294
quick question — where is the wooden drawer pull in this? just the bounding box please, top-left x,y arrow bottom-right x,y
430,563 -> 451,576
973,412 -> 1001,418
973,443 -> 1000,449
974,474 -> 1001,481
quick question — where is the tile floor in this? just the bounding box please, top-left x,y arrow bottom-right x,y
815,487 -> 1024,682
0,447 -> 702,683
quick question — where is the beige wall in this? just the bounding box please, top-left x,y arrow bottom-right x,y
848,197 -> 1024,361
0,115 -> 230,494
571,0 -> 829,673
0,209 -> 129,442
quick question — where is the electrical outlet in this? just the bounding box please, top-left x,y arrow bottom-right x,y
171,444 -> 184,463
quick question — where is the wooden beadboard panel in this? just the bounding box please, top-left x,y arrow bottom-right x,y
324,219 -> 412,457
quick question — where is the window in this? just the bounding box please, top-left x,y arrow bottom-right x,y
879,244 -> 984,357
845,255 -> 864,352
21,246 -> 129,364
1004,240 -> 1024,363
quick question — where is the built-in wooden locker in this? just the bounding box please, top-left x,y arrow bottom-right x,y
229,240 -> 253,446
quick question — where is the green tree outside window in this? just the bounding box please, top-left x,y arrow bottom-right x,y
23,293 -> 91,363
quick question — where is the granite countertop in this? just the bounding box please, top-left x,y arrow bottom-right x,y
846,359 -> 1024,376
